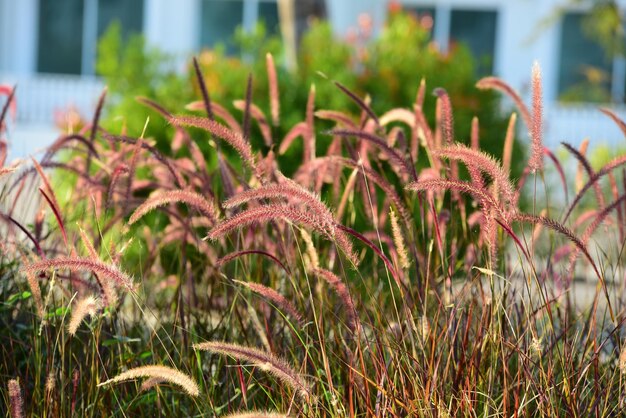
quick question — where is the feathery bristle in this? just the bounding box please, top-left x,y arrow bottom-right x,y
476,76 -> 532,130
502,113 -> 517,176
22,257 -> 134,291
206,204 -> 358,266
8,378 -> 23,418
433,144 -> 514,205
234,280 -> 303,325
390,208 -> 410,270
193,341 -> 311,399
68,295 -> 101,335
266,53 -> 280,126
98,365 -> 199,396
312,268 -> 359,332
529,62 -> 543,172
129,189 -> 218,225
222,412 -> 288,418
170,115 -> 257,172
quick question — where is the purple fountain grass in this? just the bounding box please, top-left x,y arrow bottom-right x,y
105,164 -> 130,210
528,62 -> 543,172
314,110 -> 358,130
471,116 -> 480,150
561,141 -> 604,208
169,115 -> 257,173
22,257 -> 134,291
233,100 -> 272,147
8,378 -> 23,418
98,365 -> 199,396
433,144 -> 515,205
193,341 -> 311,400
563,153 -> 626,222
379,108 -> 415,128
102,132 -> 186,188
304,84 -> 316,162
185,101 -> 243,133
334,81 -> 379,126
192,56 -> 215,120
67,295 -> 101,335
599,107 -> 626,138
433,88 -> 454,146
266,53 -> 280,127
328,129 -> 416,181
312,268 -> 360,333
575,139 -> 590,192
216,250 -> 289,274
279,122 -> 310,155
223,180 -> 334,228
129,189 -> 218,225
234,280 -> 304,325
222,412 -> 288,418
205,204 -> 358,266
476,76 -> 532,130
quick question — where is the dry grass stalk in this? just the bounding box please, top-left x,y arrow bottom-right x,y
22,257 -> 134,291
312,268 -> 359,332
234,280 -> 304,325
379,108 -> 415,128
266,53 -> 280,126
300,229 -> 320,270
97,365 -> 200,396
502,112 -> 517,176
8,378 -> 23,418
193,341 -> 311,399
575,139 -> 590,193
77,224 -> 98,260
471,116 -> 479,150
390,208 -> 410,270
68,295 -> 101,335
129,189 -> 218,225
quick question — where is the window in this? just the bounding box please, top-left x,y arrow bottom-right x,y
449,10 -> 497,76
200,0 -> 244,55
258,2 -> 279,36
558,12 -> 613,102
97,0 -> 144,39
37,0 -> 144,75
200,0 -> 279,55
37,0 -> 85,74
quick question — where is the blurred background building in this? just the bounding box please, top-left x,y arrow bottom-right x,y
1,0 -> 625,159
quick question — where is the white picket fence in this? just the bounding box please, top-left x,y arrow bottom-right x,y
0,73 -> 104,159
545,104 -> 626,148
1,72 -> 104,125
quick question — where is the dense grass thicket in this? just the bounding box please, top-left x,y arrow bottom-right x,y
1,44 -> 626,417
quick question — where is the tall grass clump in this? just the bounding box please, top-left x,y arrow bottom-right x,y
1,24 -> 626,417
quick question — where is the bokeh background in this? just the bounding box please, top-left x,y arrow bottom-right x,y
1,0 -> 626,159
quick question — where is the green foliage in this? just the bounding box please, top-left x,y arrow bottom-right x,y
96,13 -> 522,178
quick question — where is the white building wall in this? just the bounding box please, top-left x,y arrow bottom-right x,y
2,0 -> 626,160
144,0 -> 201,63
